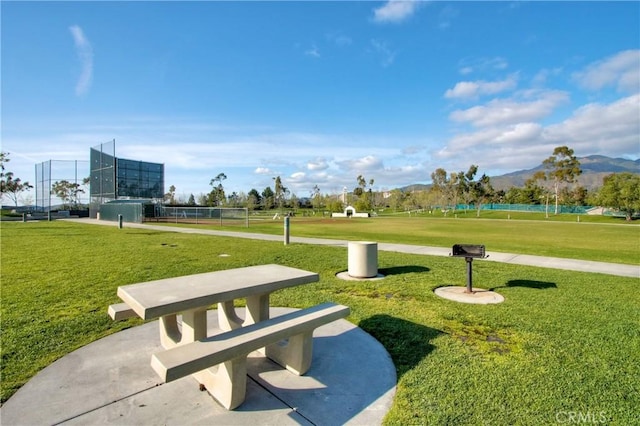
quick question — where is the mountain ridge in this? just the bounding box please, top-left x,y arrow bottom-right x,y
402,155 -> 640,192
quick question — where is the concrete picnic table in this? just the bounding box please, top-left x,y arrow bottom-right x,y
114,264 -> 320,348
109,264 -> 350,410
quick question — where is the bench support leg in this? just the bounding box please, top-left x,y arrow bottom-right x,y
160,308 -> 207,349
266,331 -> 313,375
193,357 -> 247,410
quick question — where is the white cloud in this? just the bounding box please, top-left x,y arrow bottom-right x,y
436,93 -> 639,174
445,74 -> 518,100
457,57 -> 508,75
494,122 -> 544,144
326,32 -> 352,47
532,68 -> 562,87
254,167 -> 274,175
372,0 -> 422,24
459,66 -> 473,75
543,93 -> 640,153
402,145 -> 425,155
573,49 -> 640,93
370,39 -> 396,67
438,5 -> 458,29
449,89 -> 569,127
305,45 -> 320,58
337,155 -> 384,173
69,25 -> 93,96
307,158 -> 329,171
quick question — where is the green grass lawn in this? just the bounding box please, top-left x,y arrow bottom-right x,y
166,211 -> 640,265
1,220 -> 639,424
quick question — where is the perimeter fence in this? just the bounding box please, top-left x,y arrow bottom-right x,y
35,160 -> 90,211
146,206 -> 249,227
478,204 -> 592,214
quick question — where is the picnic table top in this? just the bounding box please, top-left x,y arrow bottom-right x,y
117,264 -> 319,320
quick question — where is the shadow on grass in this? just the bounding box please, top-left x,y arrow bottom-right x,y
490,279 -> 557,291
359,314 -> 443,378
378,265 -> 430,276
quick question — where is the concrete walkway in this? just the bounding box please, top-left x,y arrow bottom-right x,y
72,219 -> 639,278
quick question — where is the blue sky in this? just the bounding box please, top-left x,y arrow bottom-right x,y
2,1 -> 639,203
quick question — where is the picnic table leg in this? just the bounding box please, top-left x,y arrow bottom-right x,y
218,301 -> 243,330
218,294 -> 269,331
160,308 -> 207,349
182,308 -> 208,341
160,314 -> 181,348
245,293 -> 269,325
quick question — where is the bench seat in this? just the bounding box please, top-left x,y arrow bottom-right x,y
151,302 -> 350,409
107,303 -> 137,321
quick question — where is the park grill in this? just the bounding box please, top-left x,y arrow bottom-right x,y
450,244 -> 488,293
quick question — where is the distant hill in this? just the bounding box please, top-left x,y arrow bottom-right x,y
490,155 -> 640,191
401,155 -> 639,192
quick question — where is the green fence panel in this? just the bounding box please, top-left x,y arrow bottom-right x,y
99,203 -> 143,223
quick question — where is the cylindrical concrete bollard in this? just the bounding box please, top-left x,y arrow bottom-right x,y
348,241 -> 378,278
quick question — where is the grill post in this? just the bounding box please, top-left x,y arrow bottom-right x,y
466,257 -> 473,293
450,244 -> 488,294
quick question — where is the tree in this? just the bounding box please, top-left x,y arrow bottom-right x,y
458,165 -> 478,212
165,185 -> 176,205
560,186 -> 588,207
311,185 -> 322,212
51,180 -> 84,209
228,191 -> 239,207
0,151 -> 7,183
325,197 -> 344,213
465,172 -> 494,217
597,172 -> 640,221
197,193 -> 208,206
542,146 -> 582,214
1,152 -> 34,207
386,189 -> 405,212
2,176 -> 34,207
430,168 -> 458,214
247,188 -> 261,210
187,194 -> 196,206
353,175 -> 374,211
530,171 -> 551,217
262,186 -> 274,210
273,176 -> 287,210
289,193 -> 299,210
208,173 -> 227,206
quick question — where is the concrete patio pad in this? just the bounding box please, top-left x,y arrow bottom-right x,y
0,308 -> 396,426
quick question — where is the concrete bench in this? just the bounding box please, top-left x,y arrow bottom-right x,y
107,303 -> 137,321
150,302 -> 350,410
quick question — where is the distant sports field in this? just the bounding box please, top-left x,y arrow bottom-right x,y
169,211 -> 640,265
